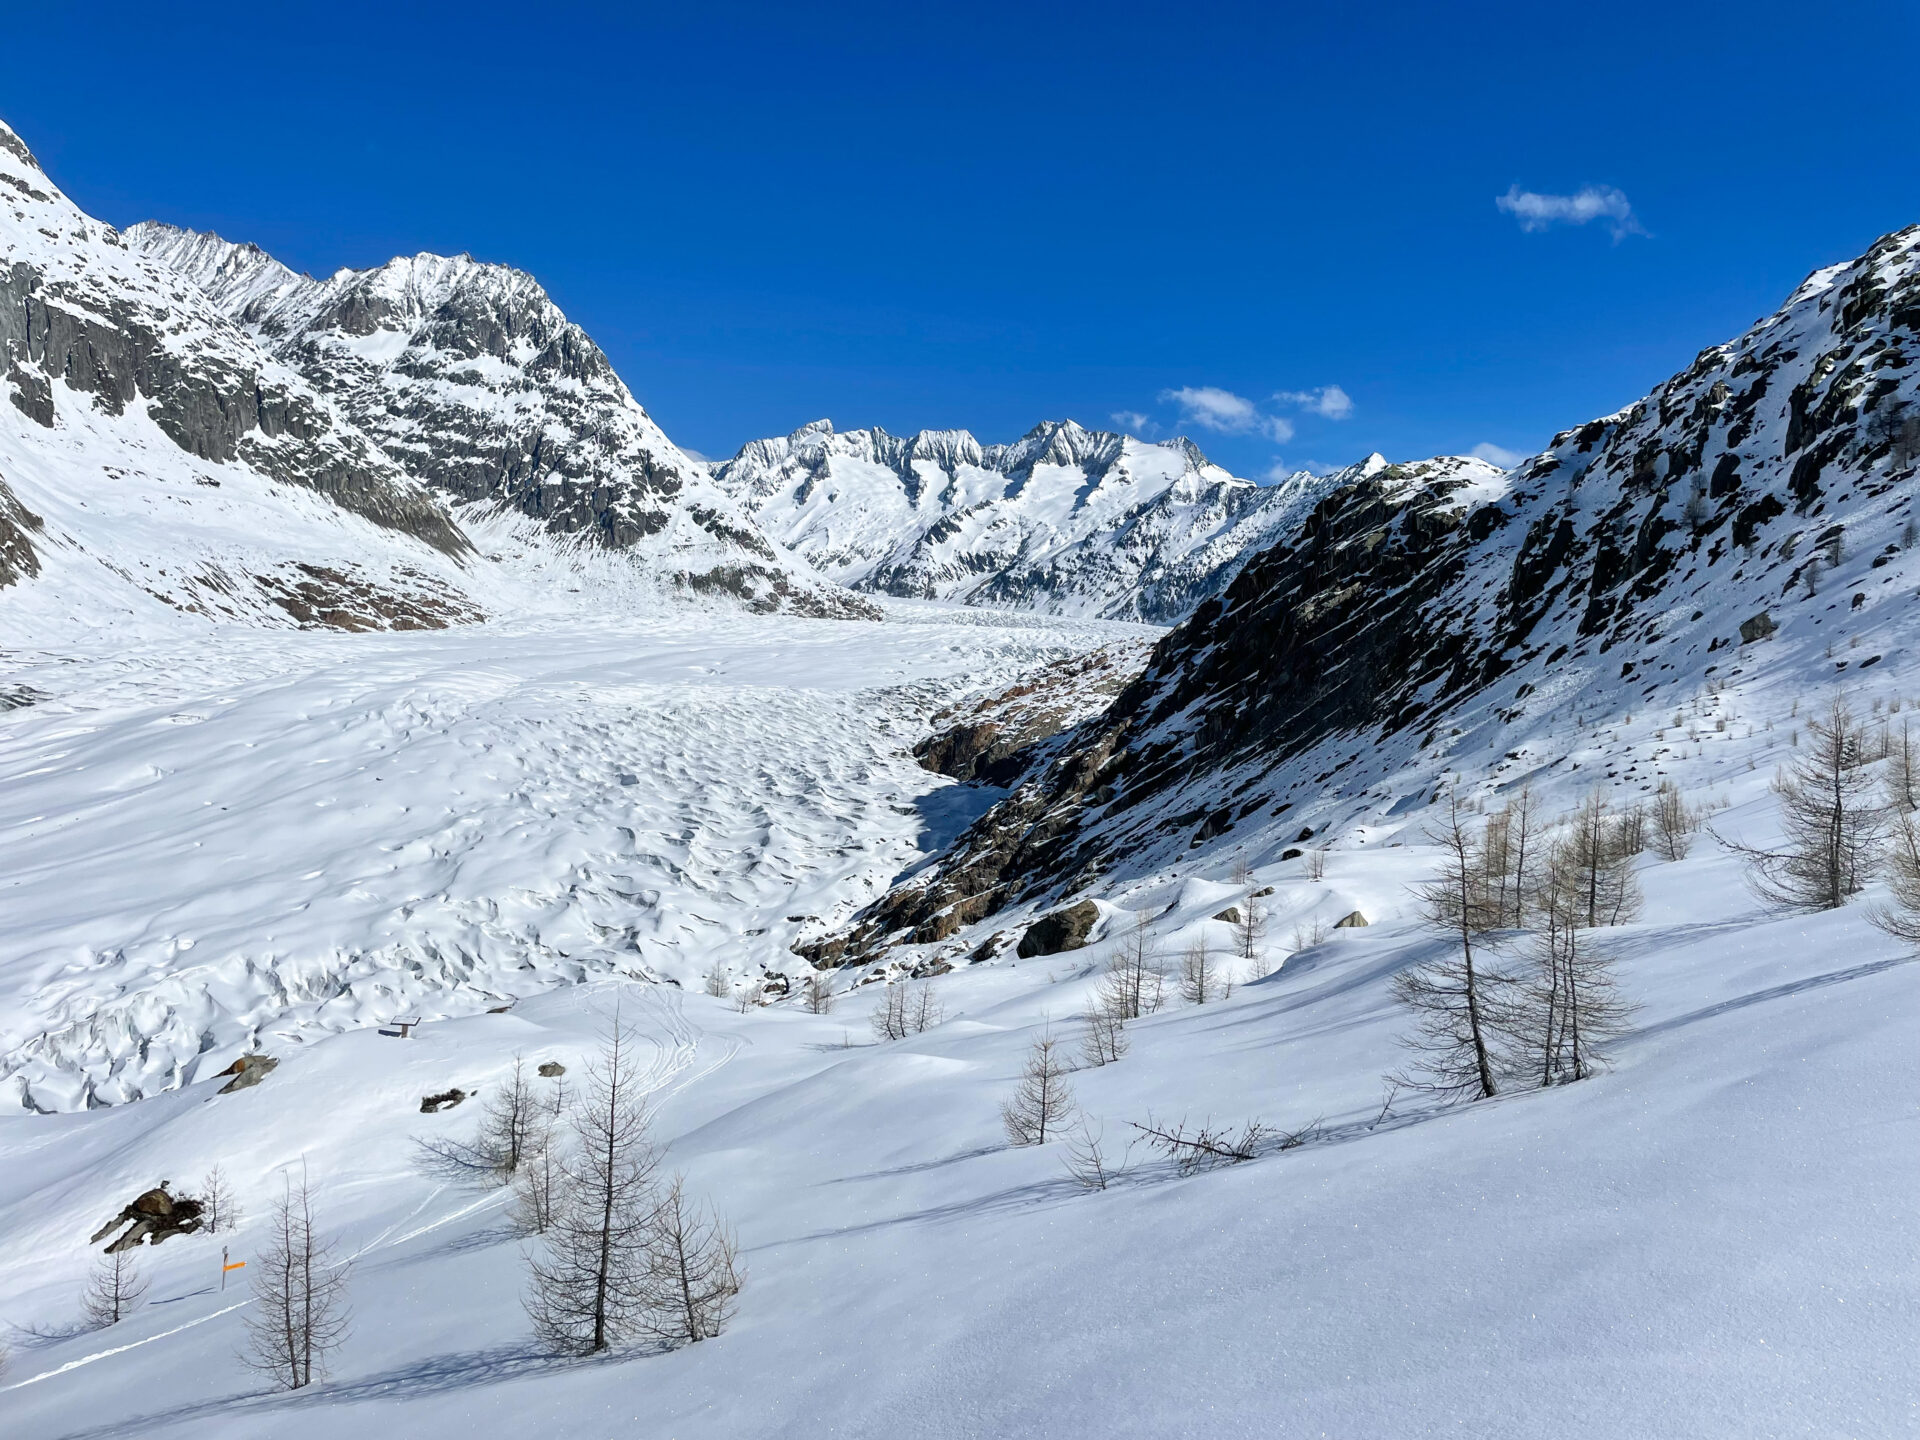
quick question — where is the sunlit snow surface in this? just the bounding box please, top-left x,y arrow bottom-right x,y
3,727 -> 1918,1437
0,605 -> 1146,1112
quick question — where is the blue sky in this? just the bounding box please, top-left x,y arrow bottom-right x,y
10,1 -> 1919,476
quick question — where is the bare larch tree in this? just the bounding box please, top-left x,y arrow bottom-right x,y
870,982 -> 910,1042
1098,915 -> 1164,1020
1652,779 -> 1696,861
242,1163 -> 350,1390
1521,843 -> 1637,1083
1178,938 -> 1222,1005
526,1011 -> 662,1354
82,1248 -> 149,1328
802,969 -> 835,1014
1390,794 -> 1506,1101
198,1163 -> 241,1235
1725,697 -> 1885,910
1001,1032 -> 1076,1145
637,1174 -> 742,1346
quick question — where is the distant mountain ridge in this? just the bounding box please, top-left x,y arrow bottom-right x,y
125,220 -> 867,617
714,417 -> 1392,623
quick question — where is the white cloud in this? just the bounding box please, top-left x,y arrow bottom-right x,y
1159,386 -> 1293,441
1111,410 -> 1154,435
1496,184 -> 1646,242
1274,384 -> 1354,420
1469,441 -> 1527,468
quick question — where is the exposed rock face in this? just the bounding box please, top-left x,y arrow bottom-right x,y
537,1061 -> 566,1077
420,1088 -> 467,1113
129,222 -> 869,617
217,1054 -> 278,1093
0,133 -> 467,556
90,1184 -> 205,1251
1334,911 -> 1369,929
715,417 -> 1350,621
914,639 -> 1154,787
0,473 -> 41,587
815,224 -> 1920,959
1015,900 -> 1102,957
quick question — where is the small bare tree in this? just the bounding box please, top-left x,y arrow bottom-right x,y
416,1054 -> 544,1185
637,1175 -> 742,1347
1559,791 -> 1643,928
1888,718 -> 1920,814
702,962 -> 730,1000
1722,697 -> 1885,910
1178,939 -> 1221,1005
906,982 -> 944,1034
1230,859 -> 1269,971
1498,786 -> 1545,925
526,1010 -> 662,1354
1001,1032 -> 1076,1145
510,1117 -> 564,1236
1307,849 -> 1328,882
242,1164 -> 349,1390
1520,846 -> 1637,1084
1098,916 -> 1164,1019
870,983 -> 909,1042
198,1163 -> 241,1235
1062,1120 -> 1121,1191
801,969 -> 835,1015
1652,780 -> 1696,861
1080,999 -> 1129,1067
1390,794 -> 1505,1101
82,1248 -> 148,1328
1871,810 -> 1920,944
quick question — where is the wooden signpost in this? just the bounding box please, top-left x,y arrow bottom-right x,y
222,1246 -> 246,1291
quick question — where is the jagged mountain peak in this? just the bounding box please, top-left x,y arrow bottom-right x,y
130,220 -> 868,614
715,414 -> 1317,621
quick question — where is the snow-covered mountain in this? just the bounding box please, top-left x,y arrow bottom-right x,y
0,120 -> 487,640
126,220 -> 866,618
713,417 -> 1355,622
814,225 -> 1920,962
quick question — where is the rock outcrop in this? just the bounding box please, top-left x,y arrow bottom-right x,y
811,224 -> 1920,962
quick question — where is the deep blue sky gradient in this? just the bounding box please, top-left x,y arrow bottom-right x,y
10,1 -> 1919,475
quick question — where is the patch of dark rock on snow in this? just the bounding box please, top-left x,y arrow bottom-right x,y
90,1183 -> 205,1252
420,1088 -> 467,1114
216,1054 -> 278,1094
537,1061 -> 566,1077
1016,900 -> 1102,958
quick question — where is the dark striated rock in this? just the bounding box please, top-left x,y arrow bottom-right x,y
90,1183 -> 205,1251
537,1061 -> 566,1077
1211,907 -> 1242,924
1739,611 -> 1778,643
1016,900 -> 1101,958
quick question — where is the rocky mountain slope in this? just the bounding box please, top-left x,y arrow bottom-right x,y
0,120 -> 489,637
812,225 -> 1920,963
127,221 -> 865,617
713,417 -> 1352,622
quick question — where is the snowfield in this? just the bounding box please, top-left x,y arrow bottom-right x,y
3,690 -> 1918,1437
0,604 -> 1147,1113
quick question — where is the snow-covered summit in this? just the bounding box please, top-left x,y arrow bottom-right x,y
127,220 -> 869,617
714,416 -> 1337,621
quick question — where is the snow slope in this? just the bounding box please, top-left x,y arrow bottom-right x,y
713,418 -> 1354,622
2,718 -> 1917,1438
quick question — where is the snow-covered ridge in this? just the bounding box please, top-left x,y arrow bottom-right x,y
124,221 -> 866,617
816,224 -> 1920,962
714,417 -> 1363,622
